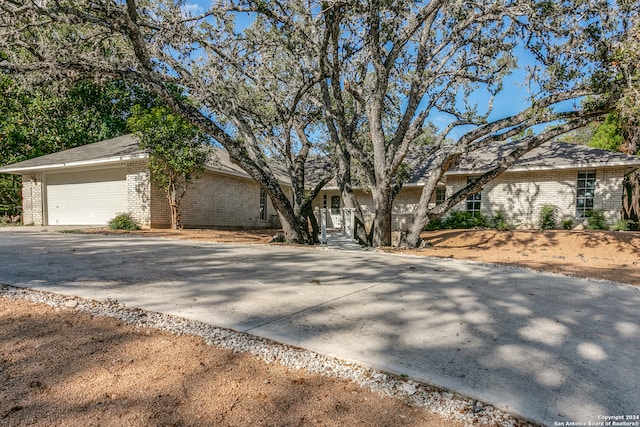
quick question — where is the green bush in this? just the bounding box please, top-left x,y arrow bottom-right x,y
0,215 -> 21,226
611,219 -> 630,231
490,210 -> 512,231
108,212 -> 140,231
561,219 -> 574,230
423,211 -> 489,231
423,217 -> 444,231
443,211 -> 487,229
586,210 -> 608,230
538,205 -> 557,230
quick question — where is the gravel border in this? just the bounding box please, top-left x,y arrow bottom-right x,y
1,284 -> 537,427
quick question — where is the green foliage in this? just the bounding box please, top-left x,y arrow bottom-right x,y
490,210 -> 512,231
0,175 -> 21,216
108,213 -> 140,231
128,105 -> 210,188
612,219 -> 630,231
425,211 -> 511,231
0,215 -> 21,226
588,114 -> 624,152
561,219 -> 574,230
423,217 -> 444,231
447,211 -> 487,229
0,77 -> 155,216
538,205 -> 558,230
128,105 -> 210,228
423,211 -> 488,230
586,210 -> 608,230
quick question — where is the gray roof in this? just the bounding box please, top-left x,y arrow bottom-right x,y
447,141 -> 640,175
0,134 -> 290,184
3,136 -> 639,188
311,141 -> 640,189
0,134 -> 147,173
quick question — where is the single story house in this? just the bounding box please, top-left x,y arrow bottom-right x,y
0,134 -> 283,228
312,142 -> 640,230
2,135 -> 640,231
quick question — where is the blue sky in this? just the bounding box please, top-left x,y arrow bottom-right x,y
178,1 -> 575,141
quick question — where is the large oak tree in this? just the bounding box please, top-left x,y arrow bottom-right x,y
1,0 -> 635,245
0,0 -> 329,243
307,0 -> 635,246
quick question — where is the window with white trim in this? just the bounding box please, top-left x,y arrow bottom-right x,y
259,189 -> 267,221
466,177 -> 482,215
435,187 -> 446,206
576,170 -> 596,218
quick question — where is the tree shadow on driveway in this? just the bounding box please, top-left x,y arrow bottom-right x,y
1,231 -> 638,426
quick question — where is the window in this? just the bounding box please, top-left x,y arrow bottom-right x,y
330,195 -> 340,214
435,187 -> 446,206
466,177 -> 482,215
576,170 -> 596,218
259,189 -> 267,221
323,194 -> 327,209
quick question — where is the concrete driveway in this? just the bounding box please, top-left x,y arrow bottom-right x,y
1,229 -> 638,426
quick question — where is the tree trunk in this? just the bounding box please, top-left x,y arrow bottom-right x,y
277,211 -> 313,243
371,188 -> 393,247
400,165 -> 446,248
270,190 -> 314,243
170,204 -> 179,229
303,204 -> 321,243
333,143 -> 369,244
402,210 -> 428,248
168,185 -> 179,230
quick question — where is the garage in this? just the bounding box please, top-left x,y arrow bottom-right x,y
45,168 -> 127,225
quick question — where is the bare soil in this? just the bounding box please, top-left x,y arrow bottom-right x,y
1,298 -> 460,427
3,227 -> 635,426
410,229 -> 640,287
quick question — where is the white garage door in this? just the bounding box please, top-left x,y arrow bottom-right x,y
46,168 -> 127,225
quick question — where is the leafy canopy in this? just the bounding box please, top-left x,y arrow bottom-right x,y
127,105 -> 211,194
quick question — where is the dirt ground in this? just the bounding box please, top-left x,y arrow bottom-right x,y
411,229 -> 640,287
0,298 -> 462,427
3,227 -> 636,426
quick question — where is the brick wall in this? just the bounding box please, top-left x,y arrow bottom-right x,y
126,160 -> 152,228
313,167 -> 627,231
149,170 -> 277,229
149,177 -> 171,228
20,173 -> 44,225
447,167 -> 626,227
597,168 -> 625,223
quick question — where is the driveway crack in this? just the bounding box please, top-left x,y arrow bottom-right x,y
242,281 -> 385,333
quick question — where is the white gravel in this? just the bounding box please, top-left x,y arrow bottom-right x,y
1,284 -> 537,427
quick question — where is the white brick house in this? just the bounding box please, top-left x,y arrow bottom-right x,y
3,135 -> 640,231
0,134 -> 282,228
313,142 -> 640,230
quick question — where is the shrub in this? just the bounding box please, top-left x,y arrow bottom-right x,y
108,212 -> 140,231
490,210 -> 512,231
612,219 -> 630,231
538,205 -> 557,230
0,215 -> 21,226
443,211 -> 487,229
586,210 -> 608,230
423,217 -> 444,231
561,219 -> 574,230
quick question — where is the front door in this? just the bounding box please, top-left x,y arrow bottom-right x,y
329,195 -> 341,228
